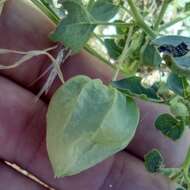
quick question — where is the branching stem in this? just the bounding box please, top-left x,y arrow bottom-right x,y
154,0 -> 170,31
126,0 -> 156,39
112,25 -> 133,81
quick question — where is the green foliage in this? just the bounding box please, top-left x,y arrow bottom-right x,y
47,76 -> 139,177
167,73 -> 188,97
50,0 -> 119,52
140,41 -> 162,67
144,149 -> 164,173
164,54 -> 190,78
154,36 -> 190,77
169,96 -> 189,120
112,76 -> 162,102
88,0 -> 119,21
155,113 -> 184,140
185,2 -> 190,12
104,39 -> 122,59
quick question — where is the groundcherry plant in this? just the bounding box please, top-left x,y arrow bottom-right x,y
1,0 -> 190,189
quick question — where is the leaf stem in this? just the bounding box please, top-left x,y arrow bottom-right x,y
30,0 -> 60,24
154,0 -> 170,31
126,0 -> 156,39
112,25 -> 134,81
95,34 -> 125,38
84,44 -> 115,70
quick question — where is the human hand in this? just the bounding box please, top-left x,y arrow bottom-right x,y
0,1 -> 189,190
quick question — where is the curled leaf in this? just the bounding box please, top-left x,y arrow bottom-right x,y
153,36 -> 190,77
47,75 -> 139,177
112,76 -> 162,102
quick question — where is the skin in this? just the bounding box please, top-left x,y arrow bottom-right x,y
0,0 -> 189,189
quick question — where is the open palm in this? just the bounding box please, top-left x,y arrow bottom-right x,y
0,1 -> 189,190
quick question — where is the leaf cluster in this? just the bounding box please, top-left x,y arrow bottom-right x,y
26,0 -> 190,188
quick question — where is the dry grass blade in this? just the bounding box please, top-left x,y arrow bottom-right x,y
0,46 -> 58,70
36,49 -> 72,99
0,52 -> 41,69
0,45 -> 72,98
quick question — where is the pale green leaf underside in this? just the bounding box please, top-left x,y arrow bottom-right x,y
47,75 -> 139,177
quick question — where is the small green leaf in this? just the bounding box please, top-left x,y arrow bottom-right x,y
170,97 -> 189,118
47,75 -> 139,177
155,113 -> 184,141
144,149 -> 164,173
112,76 -> 162,102
50,0 -> 95,52
50,0 -> 119,52
140,42 -> 162,67
167,73 -> 188,97
104,39 -> 122,59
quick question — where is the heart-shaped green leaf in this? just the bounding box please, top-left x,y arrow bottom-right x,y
47,75 -> 139,177
140,42 -> 162,67
144,149 -> 164,173
155,113 -> 184,141
50,0 -> 119,52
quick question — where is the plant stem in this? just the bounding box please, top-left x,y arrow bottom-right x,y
154,0 -> 170,31
182,147 -> 190,173
182,147 -> 190,187
30,0 -> 60,24
112,25 -> 133,81
84,44 -> 115,70
94,21 -> 129,26
159,12 -> 190,31
95,34 -> 125,38
126,0 -> 156,39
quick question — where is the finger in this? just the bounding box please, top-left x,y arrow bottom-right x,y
100,153 -> 175,190
128,100 -> 190,167
0,77 -> 175,190
0,0 -> 55,88
0,161 -> 47,190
